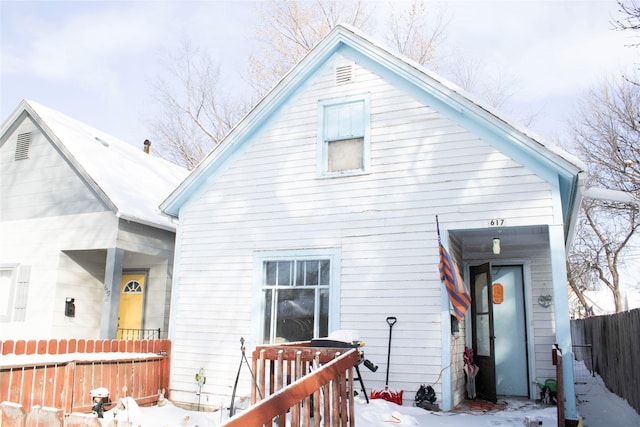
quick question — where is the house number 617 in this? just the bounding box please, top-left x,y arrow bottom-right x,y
489,219 -> 505,226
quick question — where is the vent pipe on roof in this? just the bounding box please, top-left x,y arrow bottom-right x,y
143,139 -> 151,154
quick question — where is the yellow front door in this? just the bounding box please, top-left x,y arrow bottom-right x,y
117,273 -> 145,339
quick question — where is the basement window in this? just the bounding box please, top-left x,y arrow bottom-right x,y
15,133 -> 31,160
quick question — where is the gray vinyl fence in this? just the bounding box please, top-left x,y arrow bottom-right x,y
570,308 -> 640,415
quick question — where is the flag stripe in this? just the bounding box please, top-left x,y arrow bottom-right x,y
439,242 -> 471,320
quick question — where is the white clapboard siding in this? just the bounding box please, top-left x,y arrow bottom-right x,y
0,119 -> 108,221
0,211 -> 118,339
1,114 -> 177,340
169,54 -> 558,405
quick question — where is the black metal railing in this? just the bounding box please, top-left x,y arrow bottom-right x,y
117,328 -> 162,340
572,344 -> 595,383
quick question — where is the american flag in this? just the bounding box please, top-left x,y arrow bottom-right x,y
437,217 -> 471,320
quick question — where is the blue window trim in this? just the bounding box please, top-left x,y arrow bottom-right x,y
251,248 -> 341,346
317,94 -> 371,178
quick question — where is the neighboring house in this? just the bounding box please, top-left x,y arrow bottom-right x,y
160,26 -> 585,422
0,100 -> 188,340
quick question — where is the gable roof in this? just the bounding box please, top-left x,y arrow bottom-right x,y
1,100 -> 188,231
161,25 -> 586,234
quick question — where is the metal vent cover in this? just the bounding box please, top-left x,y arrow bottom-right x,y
335,64 -> 353,84
15,133 -> 31,160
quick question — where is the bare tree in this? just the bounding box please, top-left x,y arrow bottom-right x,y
567,73 -> 640,314
569,201 -> 639,315
249,0 -> 451,97
151,1 -> 452,167
445,57 -> 517,109
613,0 -> 640,36
248,0 -> 376,97
149,41 -> 250,169
385,1 -> 448,67
573,75 -> 640,197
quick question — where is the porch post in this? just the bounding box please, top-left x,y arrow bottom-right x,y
100,247 -> 124,339
548,224 -> 577,420
439,232 -> 453,411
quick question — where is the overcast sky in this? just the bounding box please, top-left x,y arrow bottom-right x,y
1,0 -> 638,150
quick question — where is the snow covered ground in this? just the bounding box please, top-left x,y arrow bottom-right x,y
99,397 -> 557,427
98,362 -> 640,427
574,368 -> 640,427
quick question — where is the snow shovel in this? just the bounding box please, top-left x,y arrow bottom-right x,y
371,316 -> 403,405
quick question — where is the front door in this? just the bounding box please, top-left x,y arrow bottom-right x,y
471,263 -> 530,401
117,272 -> 145,339
492,265 -> 529,396
470,263 -> 496,402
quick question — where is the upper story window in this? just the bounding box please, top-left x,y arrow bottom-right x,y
318,95 -> 370,177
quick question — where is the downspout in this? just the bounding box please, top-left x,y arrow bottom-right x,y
565,172 -> 587,251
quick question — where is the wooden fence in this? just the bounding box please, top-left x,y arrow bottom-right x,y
571,308 -> 640,415
222,342 -> 360,427
0,338 -> 170,416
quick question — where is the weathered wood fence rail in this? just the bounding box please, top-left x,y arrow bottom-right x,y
222,342 -> 360,427
570,308 -> 640,415
0,338 -> 170,417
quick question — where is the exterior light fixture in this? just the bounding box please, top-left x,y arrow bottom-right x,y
492,238 -> 501,255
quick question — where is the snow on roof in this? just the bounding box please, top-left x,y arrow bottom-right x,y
23,100 -> 188,231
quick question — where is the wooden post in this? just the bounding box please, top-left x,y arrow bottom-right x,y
1,401 -> 26,427
553,345 -> 565,427
25,405 -> 63,427
63,362 -> 76,413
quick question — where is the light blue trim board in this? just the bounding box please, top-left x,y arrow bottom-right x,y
548,224 -> 577,419
438,231 -> 453,411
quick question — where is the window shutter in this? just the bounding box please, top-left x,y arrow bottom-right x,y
13,265 -> 30,322
15,133 -> 31,160
324,101 -> 364,141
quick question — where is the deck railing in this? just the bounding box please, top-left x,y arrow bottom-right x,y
222,342 -> 360,427
0,338 -> 170,415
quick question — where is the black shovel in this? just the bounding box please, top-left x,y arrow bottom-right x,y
370,316 -> 403,404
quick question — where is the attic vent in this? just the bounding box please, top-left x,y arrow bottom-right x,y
15,133 -> 31,160
335,64 -> 353,84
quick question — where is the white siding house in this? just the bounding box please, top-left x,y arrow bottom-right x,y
0,100 -> 188,340
161,26 -> 585,421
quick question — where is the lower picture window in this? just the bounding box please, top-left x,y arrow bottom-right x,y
262,259 -> 330,343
